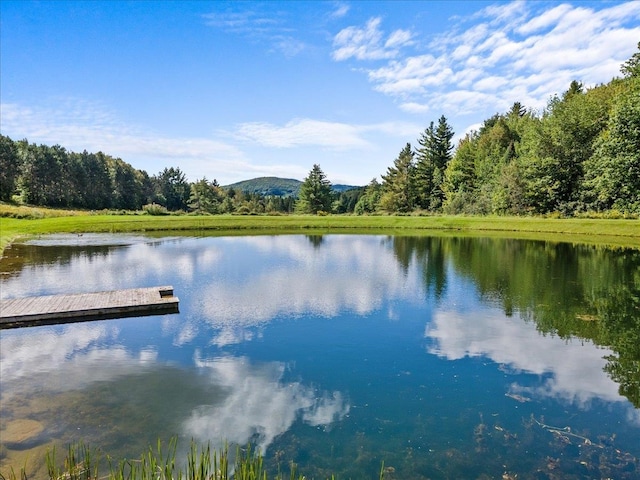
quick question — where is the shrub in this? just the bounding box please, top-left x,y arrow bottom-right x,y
142,203 -> 169,216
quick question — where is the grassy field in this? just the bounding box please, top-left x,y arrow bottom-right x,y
1,205 -> 639,256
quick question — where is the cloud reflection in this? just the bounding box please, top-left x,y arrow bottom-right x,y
425,307 -> 626,408
0,324 -> 156,399
1,235 -> 223,298
3,235 -> 422,349
183,354 -> 350,452
185,236 -> 421,346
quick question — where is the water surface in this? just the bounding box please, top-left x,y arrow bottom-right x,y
1,234 -> 639,479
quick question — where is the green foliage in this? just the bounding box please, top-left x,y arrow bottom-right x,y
582,77 -> 640,213
332,186 -> 365,214
296,164 -> 334,214
378,49 -> 640,216
153,167 -> 190,211
414,116 -> 454,211
225,177 -> 302,197
354,178 -> 382,215
380,143 -> 415,213
0,440 -> 324,480
620,41 -> 640,78
392,236 -> 640,407
0,135 -> 20,201
188,178 -> 224,214
142,203 -> 170,215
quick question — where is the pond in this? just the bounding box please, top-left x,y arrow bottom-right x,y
1,233 -> 639,479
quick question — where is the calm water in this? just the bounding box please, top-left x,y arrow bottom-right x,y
1,234 -> 639,479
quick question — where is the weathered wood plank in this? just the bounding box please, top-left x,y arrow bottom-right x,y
0,286 -> 179,329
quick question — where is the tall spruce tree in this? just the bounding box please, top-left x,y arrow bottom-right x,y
414,122 -> 437,210
296,164 -> 333,214
414,116 -> 454,210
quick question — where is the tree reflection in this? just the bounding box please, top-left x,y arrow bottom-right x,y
305,235 -> 324,248
389,236 -> 447,298
393,236 -> 640,407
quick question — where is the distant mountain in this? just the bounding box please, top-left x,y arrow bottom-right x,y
224,177 -> 302,197
224,177 -> 360,197
333,184 -> 360,193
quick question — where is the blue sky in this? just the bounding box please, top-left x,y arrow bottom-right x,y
1,1 -> 639,186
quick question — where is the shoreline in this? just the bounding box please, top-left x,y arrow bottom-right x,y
2,213 -> 639,257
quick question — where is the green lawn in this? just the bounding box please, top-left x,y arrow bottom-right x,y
2,211 -> 639,256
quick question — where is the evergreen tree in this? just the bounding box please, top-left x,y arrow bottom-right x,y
509,102 -> 526,118
111,159 -> 144,210
414,116 -> 454,211
296,164 -> 333,214
414,122 -> 437,210
188,177 -> 223,214
154,167 -> 190,211
0,135 -> 20,201
380,143 -> 415,213
443,134 -> 477,214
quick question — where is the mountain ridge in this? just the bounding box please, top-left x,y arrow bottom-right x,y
224,176 -> 360,197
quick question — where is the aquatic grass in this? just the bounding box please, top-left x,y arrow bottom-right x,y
1,440 -> 339,480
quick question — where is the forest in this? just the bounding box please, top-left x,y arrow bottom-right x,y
1,45 -> 638,217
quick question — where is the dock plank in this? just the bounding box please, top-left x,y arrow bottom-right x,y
0,286 -> 179,329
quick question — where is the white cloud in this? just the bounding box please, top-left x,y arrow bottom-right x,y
516,4 -> 573,35
0,101 -> 249,179
399,102 -> 430,114
202,10 -> 282,32
202,8 -> 306,58
332,17 -> 413,61
384,29 -> 413,49
235,118 -> 420,150
477,0 -> 527,27
330,2 -> 350,19
338,1 -> 640,119
236,118 -> 371,149
272,35 -> 306,57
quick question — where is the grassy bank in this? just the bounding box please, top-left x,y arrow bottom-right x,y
2,207 -> 639,256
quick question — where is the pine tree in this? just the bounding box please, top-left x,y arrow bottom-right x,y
414,116 -> 454,211
296,164 -> 333,214
380,143 -> 415,213
414,122 -> 437,210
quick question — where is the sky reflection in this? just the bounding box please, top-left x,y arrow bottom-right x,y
425,304 -> 640,425
1,233 -> 638,478
184,354 -> 350,452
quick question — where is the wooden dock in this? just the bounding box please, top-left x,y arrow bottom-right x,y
0,286 -> 179,329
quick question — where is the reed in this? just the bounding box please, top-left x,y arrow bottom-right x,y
0,440 -> 351,480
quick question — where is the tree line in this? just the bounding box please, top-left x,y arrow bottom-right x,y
350,44 -> 640,216
1,45 -> 638,216
0,138 -> 303,214
0,136 -> 362,215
